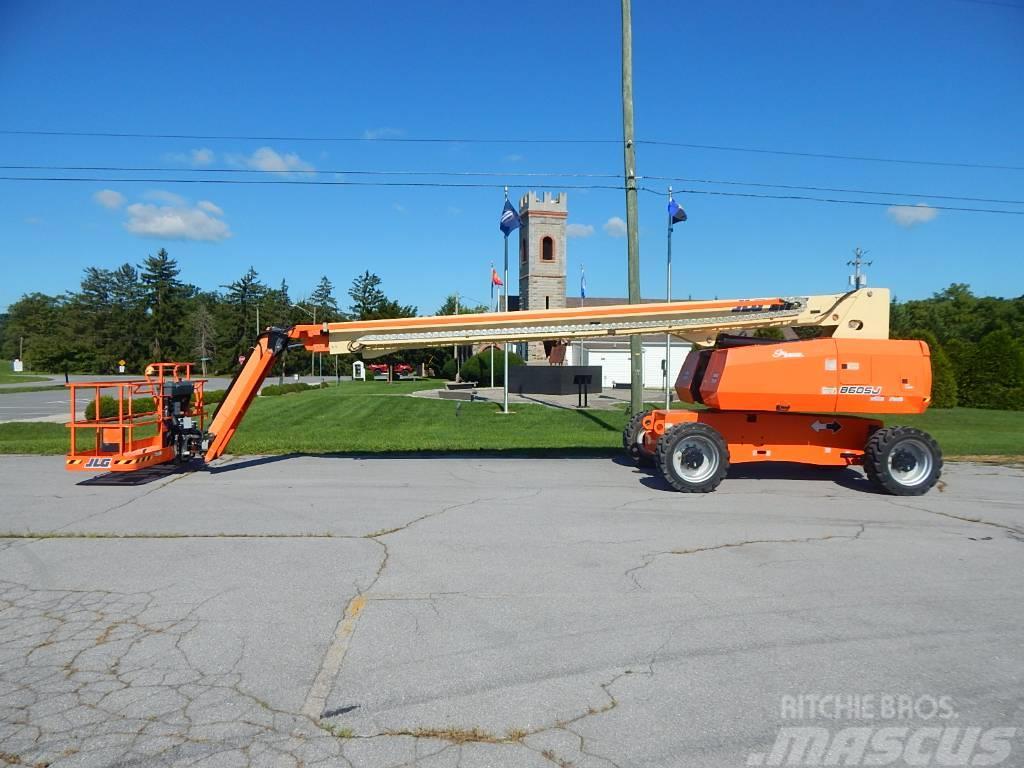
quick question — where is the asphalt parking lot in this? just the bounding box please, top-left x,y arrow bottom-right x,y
1,455 -> 1022,767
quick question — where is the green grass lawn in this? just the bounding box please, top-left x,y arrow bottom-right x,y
0,380 -> 1021,458
0,371 -> 50,384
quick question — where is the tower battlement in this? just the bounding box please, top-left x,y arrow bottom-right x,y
519,191 -> 568,215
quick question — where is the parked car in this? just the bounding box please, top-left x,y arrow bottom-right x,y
367,362 -> 413,377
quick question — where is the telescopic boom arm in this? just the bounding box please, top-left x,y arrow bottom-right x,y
203,289 -> 889,461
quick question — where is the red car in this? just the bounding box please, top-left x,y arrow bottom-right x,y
368,362 -> 413,377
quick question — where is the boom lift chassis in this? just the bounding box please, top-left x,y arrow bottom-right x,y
65,288 -> 942,495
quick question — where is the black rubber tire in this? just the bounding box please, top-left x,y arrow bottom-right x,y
864,426 -> 942,496
622,409 -> 655,466
656,422 -> 730,493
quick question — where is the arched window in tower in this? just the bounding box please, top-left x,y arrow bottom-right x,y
542,236 -> 555,262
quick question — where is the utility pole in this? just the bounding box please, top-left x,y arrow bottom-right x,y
848,247 -> 872,290
621,0 -> 643,415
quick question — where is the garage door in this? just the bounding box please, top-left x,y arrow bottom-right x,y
588,350 -> 631,388
642,343 -> 691,389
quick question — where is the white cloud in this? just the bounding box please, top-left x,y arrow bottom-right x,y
94,189 -> 126,209
244,146 -> 314,174
197,200 -> 223,215
504,153 -> 525,163
124,197 -> 231,242
603,216 -> 627,237
887,204 -> 938,228
363,127 -> 403,140
190,148 -> 215,165
165,147 -> 216,166
144,190 -> 187,206
567,223 -> 595,238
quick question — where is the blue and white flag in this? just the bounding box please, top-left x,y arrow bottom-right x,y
668,199 -> 688,226
499,199 -> 521,236
580,267 -> 587,299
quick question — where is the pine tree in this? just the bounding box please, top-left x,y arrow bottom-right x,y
140,248 -> 188,361
109,264 -> 147,371
310,275 -> 341,322
218,267 -> 269,369
347,271 -> 387,320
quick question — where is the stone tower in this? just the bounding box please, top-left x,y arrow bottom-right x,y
517,191 -> 567,362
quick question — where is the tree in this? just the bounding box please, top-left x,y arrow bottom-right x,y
900,329 -> 957,408
436,294 -> 488,316
189,296 -> 217,375
218,267 -> 269,370
970,330 -> 1024,410
310,275 -> 341,322
108,264 -> 148,371
347,271 -> 387,319
140,249 -> 189,361
0,293 -> 69,371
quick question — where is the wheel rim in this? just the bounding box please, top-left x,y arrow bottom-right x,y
888,439 -> 933,487
671,435 -> 719,484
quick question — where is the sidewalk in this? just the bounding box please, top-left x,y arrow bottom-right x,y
411,384 -> 673,410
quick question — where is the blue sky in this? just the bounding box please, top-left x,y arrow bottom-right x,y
1,0 -> 1021,314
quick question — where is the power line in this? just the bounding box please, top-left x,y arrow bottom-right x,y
637,140 -> 1024,172
0,164 -> 625,180
638,186 -> 1024,216
952,0 -> 1024,8
0,129 -> 617,145
2,128 -> 1020,172
1,173 -> 1022,215
645,174 -> 1024,206
4,164 -> 1020,206
0,175 -> 625,191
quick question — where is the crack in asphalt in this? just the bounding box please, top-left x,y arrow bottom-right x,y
882,498 -> 1024,538
0,578 -> 351,768
303,490 -> 541,725
624,524 -> 867,591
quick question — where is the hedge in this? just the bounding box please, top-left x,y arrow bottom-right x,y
259,381 -> 330,397
84,389 -> 226,420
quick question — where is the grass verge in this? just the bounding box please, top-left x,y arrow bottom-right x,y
0,371 -> 50,384
0,382 -> 1021,458
0,384 -> 65,394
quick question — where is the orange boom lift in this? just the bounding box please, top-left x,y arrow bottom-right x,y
64,287 -> 942,495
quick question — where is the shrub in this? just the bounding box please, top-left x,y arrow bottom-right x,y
901,329 -> 958,408
441,358 -> 458,381
260,382 -> 330,397
84,389 -> 226,420
459,348 -> 524,386
202,389 -> 226,406
84,396 -> 156,420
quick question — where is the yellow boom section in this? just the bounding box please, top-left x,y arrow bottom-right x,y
203,288 -> 889,462
310,288 -> 890,356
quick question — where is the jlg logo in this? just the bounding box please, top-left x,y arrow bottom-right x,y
839,385 -> 882,395
85,457 -> 112,469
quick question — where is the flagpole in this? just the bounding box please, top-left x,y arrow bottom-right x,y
502,187 -> 510,414
578,264 -> 585,366
665,186 -> 673,411
489,263 -> 495,389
